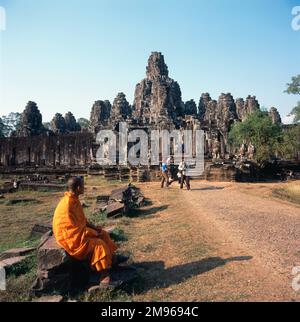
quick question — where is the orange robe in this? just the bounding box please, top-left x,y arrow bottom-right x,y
53,191 -> 117,272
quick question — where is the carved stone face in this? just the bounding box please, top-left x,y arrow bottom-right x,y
146,52 -> 169,79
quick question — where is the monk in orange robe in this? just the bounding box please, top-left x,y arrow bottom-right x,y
53,176 -> 126,287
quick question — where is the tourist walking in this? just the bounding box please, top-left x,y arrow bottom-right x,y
161,159 -> 169,188
167,156 -> 175,185
178,160 -> 191,190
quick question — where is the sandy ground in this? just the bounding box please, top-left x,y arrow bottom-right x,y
121,181 -> 300,302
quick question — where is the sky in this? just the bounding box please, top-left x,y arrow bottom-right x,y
0,0 -> 300,123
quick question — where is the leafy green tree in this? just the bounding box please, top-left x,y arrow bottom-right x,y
285,75 -> 300,123
285,75 -> 300,95
279,125 -> 300,160
289,102 -> 300,124
77,118 -> 90,130
0,112 -> 22,137
229,110 -> 283,164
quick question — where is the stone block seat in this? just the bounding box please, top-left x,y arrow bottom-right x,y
31,236 -> 89,295
31,235 -> 138,295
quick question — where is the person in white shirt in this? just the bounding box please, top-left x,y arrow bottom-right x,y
178,160 -> 191,190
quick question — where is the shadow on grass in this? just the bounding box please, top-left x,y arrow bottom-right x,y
122,256 -> 252,294
40,256 -> 252,301
5,198 -> 42,206
126,205 -> 169,218
191,186 -> 225,191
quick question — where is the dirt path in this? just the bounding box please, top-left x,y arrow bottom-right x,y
121,181 -> 300,302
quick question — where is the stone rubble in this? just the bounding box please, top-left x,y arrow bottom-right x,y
30,223 -> 52,238
0,247 -> 35,261
34,295 -> 63,302
94,184 -> 145,218
0,256 -> 28,269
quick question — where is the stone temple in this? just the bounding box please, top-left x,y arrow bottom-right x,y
0,52 -> 287,181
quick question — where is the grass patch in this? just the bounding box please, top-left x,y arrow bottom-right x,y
88,210 -> 108,226
79,287 -> 132,302
181,241 -> 211,260
273,182 -> 300,205
0,236 -> 40,254
0,253 -> 38,302
110,228 -> 127,242
6,253 -> 37,278
0,190 -> 59,251
37,187 -> 65,193
85,176 -> 124,187
5,199 -> 41,206
0,273 -> 36,302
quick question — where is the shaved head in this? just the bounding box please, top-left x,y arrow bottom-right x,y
67,176 -> 84,193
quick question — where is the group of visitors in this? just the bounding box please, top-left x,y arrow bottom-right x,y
161,156 -> 191,190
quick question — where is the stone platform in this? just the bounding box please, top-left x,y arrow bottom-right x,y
31,236 -> 90,295
31,234 -> 137,295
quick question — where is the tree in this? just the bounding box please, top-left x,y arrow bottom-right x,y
77,118 -> 90,130
229,110 -> 283,164
0,118 -> 5,137
289,102 -> 300,124
285,75 -> 300,95
285,75 -> 300,123
279,125 -> 300,160
0,112 -> 22,137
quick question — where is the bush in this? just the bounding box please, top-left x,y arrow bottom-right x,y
109,228 -> 127,242
229,110 -> 283,164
